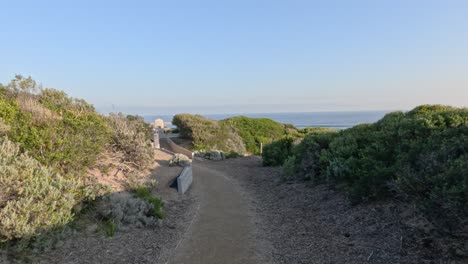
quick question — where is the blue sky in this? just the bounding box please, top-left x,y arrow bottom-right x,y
1,0 -> 467,114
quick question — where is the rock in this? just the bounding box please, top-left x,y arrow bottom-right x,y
194,150 -> 226,161
209,150 -> 225,161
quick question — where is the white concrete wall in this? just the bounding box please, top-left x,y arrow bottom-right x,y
177,166 -> 193,194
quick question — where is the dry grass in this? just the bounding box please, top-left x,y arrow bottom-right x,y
15,94 -> 61,124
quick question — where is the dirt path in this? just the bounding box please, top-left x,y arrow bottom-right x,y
168,158 -> 268,264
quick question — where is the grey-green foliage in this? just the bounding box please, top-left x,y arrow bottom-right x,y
0,137 -> 79,242
107,113 -> 154,169
96,192 -> 158,228
6,74 -> 38,93
169,153 -> 192,166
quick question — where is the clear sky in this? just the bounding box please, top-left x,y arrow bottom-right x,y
1,0 -> 467,114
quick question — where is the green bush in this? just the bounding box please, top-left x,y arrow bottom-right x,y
289,131 -> 337,182
172,114 -> 246,155
298,127 -> 336,136
134,187 -> 165,219
282,155 -> 297,180
222,116 -> 288,154
0,137 -> 80,242
269,105 -> 467,235
0,88 -> 110,174
0,75 -> 158,246
262,137 -> 295,166
172,114 -> 298,155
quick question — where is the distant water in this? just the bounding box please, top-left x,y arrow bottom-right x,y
144,111 -> 390,130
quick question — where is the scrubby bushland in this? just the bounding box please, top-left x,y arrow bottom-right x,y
96,187 -> 164,236
221,116 -> 288,154
172,114 -> 299,156
0,137 -> 80,243
97,191 -> 161,229
0,81 -> 110,174
298,126 -> 336,136
107,113 -> 154,169
264,105 -> 468,256
133,187 -> 165,219
0,75 -> 158,247
262,127 -> 337,166
261,136 -> 295,166
172,113 -> 246,155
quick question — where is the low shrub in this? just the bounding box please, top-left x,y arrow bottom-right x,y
266,105 -> 468,245
133,187 -> 165,219
169,153 -> 192,166
172,114 -> 246,155
262,137 -> 295,166
282,155 -> 297,180
222,116 -> 288,154
96,192 -> 158,228
0,137 -> 80,243
0,75 -> 159,247
1,87 -> 110,174
107,113 -> 154,169
102,219 -> 117,237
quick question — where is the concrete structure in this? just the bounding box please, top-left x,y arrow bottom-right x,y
153,118 -> 165,129
177,166 -> 193,194
160,136 -> 194,159
153,131 -> 160,149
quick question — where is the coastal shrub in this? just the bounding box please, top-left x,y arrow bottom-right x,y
272,105 -> 467,238
291,131 -> 337,182
222,116 -> 288,154
282,155 -> 297,180
172,114 -> 297,155
298,127 -> 336,136
125,114 -> 153,141
0,86 -> 111,174
169,153 -> 192,166
172,114 -> 246,155
97,188 -> 164,230
0,137 -> 79,242
96,192 -> 158,228
0,75 -> 161,246
107,113 -> 154,169
133,187 -> 165,219
16,93 -> 61,125
262,136 -> 295,166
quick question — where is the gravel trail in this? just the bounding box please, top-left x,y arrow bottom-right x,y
168,158 -> 270,264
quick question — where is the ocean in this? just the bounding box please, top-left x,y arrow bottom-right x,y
144,111 -> 390,130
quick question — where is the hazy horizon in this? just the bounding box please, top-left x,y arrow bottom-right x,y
1,1 -> 467,114
99,104 -> 402,116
